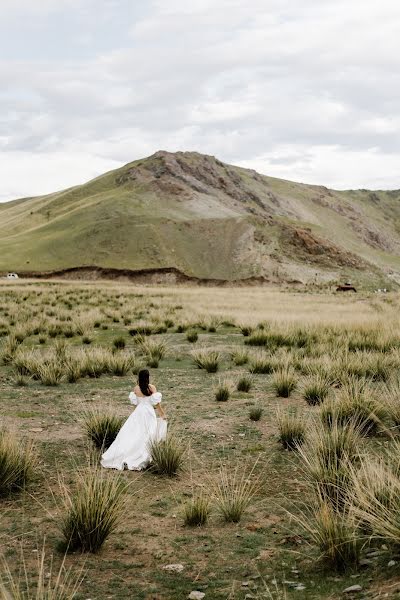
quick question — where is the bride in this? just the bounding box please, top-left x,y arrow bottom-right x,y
101,369 -> 167,471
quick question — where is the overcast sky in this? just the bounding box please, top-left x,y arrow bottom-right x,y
1,0 -> 400,202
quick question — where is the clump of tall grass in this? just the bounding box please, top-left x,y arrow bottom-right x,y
238,324 -> 253,337
248,352 -> 275,374
237,375 -> 252,392
303,374 -> 331,406
108,351 -> 138,376
59,467 -> 127,553
297,421 -> 362,509
183,494 -> 211,526
36,358 -> 65,386
149,435 -> 185,477
296,499 -> 360,571
320,378 -> 386,435
138,337 -> 168,368
0,544 -> 84,600
112,336 -> 126,350
0,430 -> 36,496
214,379 -> 231,402
213,462 -> 261,523
272,366 -> 297,398
231,348 -> 249,366
276,410 -> 305,450
191,348 -> 220,373
249,406 -> 263,421
186,330 -> 198,343
383,379 -> 400,431
82,408 -> 124,450
1,334 -> 20,364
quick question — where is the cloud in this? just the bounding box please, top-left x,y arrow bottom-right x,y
1,0 -> 400,201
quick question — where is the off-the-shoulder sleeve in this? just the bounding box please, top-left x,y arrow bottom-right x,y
129,391 -> 137,405
150,392 -> 162,406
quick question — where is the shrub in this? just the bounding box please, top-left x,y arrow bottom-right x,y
38,335 -> 47,345
186,330 -> 198,343
272,366 -> 297,398
82,335 -> 93,345
149,435 -> 185,476
237,375 -> 252,392
213,462 -> 260,523
82,409 -> 124,450
183,494 -> 210,526
113,336 -> 126,350
249,406 -> 263,421
59,468 -> 127,553
0,430 -> 36,496
191,348 -> 220,373
276,410 -> 305,450
303,374 -> 331,406
231,349 -> 249,366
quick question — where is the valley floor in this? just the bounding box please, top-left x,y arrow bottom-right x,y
1,282 -> 400,599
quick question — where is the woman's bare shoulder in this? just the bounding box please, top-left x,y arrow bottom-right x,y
133,384 -> 141,393
149,384 -> 157,393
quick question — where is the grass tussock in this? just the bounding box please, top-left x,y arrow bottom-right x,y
272,366 -> 297,398
213,461 -> 261,523
303,374 -> 331,406
297,421 -> 362,509
183,494 -> 211,526
82,408 -> 124,450
296,499 -> 360,571
237,375 -> 252,392
149,435 -> 185,477
59,467 -> 127,553
0,430 -> 36,496
276,410 -> 305,450
191,348 -> 220,373
0,544 -> 84,600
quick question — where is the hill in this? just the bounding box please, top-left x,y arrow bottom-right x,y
1,150 -> 400,287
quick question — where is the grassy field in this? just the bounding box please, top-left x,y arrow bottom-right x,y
2,281 -> 400,599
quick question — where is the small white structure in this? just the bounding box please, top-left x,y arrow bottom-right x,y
6,273 -> 19,279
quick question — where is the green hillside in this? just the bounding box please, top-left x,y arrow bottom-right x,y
1,150 -> 400,286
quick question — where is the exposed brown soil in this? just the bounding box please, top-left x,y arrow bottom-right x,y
14,265 -> 271,286
282,226 -> 366,269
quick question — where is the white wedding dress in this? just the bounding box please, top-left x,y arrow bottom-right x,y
101,391 -> 167,471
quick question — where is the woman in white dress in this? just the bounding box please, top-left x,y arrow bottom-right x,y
101,369 -> 167,471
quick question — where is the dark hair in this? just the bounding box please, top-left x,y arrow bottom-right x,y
138,369 -> 152,396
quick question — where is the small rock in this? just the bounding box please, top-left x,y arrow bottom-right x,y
359,559 -> 374,567
283,581 -> 298,588
245,595 -> 256,599
188,592 -> 205,600
163,564 -> 184,573
388,560 -> 397,567
29,428 -> 43,433
343,585 -> 363,593
242,581 -> 250,587
295,584 -> 306,591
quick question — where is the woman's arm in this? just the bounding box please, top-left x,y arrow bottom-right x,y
155,403 -> 167,419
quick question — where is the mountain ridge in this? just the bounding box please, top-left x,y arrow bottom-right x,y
1,150 -> 399,287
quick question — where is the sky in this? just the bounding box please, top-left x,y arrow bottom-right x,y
1,0 -> 400,202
